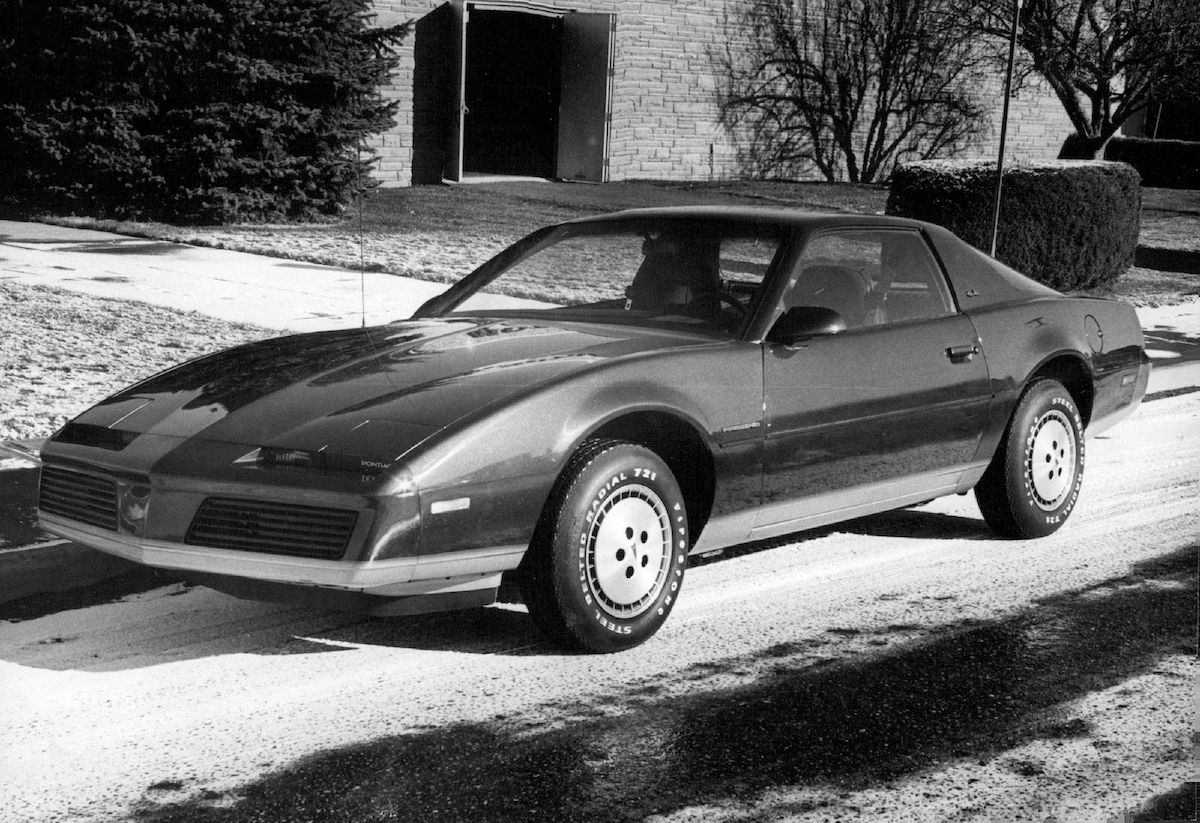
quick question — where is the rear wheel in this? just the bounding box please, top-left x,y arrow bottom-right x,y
520,439 -> 688,653
975,378 -> 1084,538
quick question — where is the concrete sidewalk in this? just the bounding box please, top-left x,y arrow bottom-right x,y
2,219 -> 1198,607
0,220 -> 447,332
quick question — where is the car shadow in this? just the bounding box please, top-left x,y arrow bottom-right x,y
838,507 -> 994,540
132,544 -> 1195,823
0,572 -> 549,670
0,506 -> 995,669
0,568 -> 181,623
690,506 -> 993,571
291,605 -> 546,656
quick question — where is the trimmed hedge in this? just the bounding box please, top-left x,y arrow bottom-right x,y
885,160 -> 1141,291
0,0 -> 407,224
1103,136 -> 1200,189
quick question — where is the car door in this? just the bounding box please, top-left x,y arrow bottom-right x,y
755,228 -> 992,532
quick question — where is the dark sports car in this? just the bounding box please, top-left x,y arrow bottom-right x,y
37,207 -> 1149,651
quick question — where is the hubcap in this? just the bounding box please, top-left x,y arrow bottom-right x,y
586,485 -> 671,618
1027,410 -> 1076,510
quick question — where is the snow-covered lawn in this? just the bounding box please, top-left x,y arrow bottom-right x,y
0,282 -> 265,441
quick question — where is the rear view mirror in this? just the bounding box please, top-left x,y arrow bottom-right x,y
768,306 -> 846,346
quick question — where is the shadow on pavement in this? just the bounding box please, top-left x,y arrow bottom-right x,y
0,466 -> 46,550
60,239 -> 185,255
1,506 -> 992,667
1142,327 -> 1200,366
839,507 -> 991,541
133,544 -> 1195,823
0,568 -> 184,623
689,508 -> 993,573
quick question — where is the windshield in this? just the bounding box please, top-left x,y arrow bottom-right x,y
438,218 -> 787,336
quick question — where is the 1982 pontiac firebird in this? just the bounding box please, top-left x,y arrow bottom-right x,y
38,208 -> 1150,651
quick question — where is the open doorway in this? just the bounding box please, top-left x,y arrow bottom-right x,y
442,1 -> 614,183
464,10 -> 561,177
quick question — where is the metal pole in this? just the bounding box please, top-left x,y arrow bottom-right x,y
990,0 -> 1022,258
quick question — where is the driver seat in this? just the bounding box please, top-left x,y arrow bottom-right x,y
626,239 -> 720,318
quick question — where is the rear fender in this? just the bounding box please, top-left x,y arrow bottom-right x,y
966,299 -> 1094,466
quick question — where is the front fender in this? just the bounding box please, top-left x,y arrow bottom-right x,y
403,342 -> 764,558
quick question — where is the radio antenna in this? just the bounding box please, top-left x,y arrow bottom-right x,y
358,146 -> 367,329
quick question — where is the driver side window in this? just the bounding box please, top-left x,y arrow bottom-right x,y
783,229 -> 955,330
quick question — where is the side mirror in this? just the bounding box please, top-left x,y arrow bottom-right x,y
767,306 -> 845,346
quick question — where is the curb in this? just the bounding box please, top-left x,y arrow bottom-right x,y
0,540 -> 138,607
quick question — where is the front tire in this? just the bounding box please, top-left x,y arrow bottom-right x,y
975,378 -> 1084,538
520,439 -> 689,653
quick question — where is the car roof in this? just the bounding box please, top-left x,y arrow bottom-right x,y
567,205 -> 930,231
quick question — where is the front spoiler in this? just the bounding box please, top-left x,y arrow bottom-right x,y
40,512 -> 525,603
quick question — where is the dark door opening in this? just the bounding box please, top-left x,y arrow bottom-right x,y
437,2 -> 613,183
463,10 -> 562,177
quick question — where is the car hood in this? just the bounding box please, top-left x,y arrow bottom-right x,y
59,317 -> 713,461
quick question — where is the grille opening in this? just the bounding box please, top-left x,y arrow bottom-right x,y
186,498 -> 357,560
39,465 -> 119,531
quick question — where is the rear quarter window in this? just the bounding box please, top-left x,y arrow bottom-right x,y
784,229 -> 956,328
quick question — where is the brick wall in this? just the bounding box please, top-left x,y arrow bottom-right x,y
967,75 -> 1075,164
604,1 -> 742,181
367,1 -> 1069,187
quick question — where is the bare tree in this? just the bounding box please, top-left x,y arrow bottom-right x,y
714,0 -> 987,183
964,0 -> 1200,157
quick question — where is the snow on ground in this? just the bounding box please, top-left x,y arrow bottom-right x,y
0,281 -> 266,441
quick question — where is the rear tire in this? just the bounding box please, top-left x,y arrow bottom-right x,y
520,439 -> 688,653
975,379 -> 1084,538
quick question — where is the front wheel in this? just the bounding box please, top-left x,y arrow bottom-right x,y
520,439 -> 689,653
975,378 -> 1084,538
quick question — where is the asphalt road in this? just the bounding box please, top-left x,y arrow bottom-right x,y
1,391 -> 1196,823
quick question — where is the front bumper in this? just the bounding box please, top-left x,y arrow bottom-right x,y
41,511 -> 524,603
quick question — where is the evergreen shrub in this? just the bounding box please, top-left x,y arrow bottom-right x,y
1103,137 -> 1200,189
886,160 -> 1141,291
0,0 -> 407,223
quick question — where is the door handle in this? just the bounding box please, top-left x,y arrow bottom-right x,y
946,343 -> 979,362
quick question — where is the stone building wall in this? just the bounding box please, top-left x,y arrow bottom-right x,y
971,75 -> 1076,165
368,0 -> 1072,187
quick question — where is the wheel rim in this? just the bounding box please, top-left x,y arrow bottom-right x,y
586,484 -> 672,619
1026,410 -> 1076,510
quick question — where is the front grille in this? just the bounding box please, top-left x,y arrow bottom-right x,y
39,465 -> 119,531
186,498 -> 357,560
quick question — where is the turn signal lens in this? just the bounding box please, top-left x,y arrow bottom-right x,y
119,484 -> 151,536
